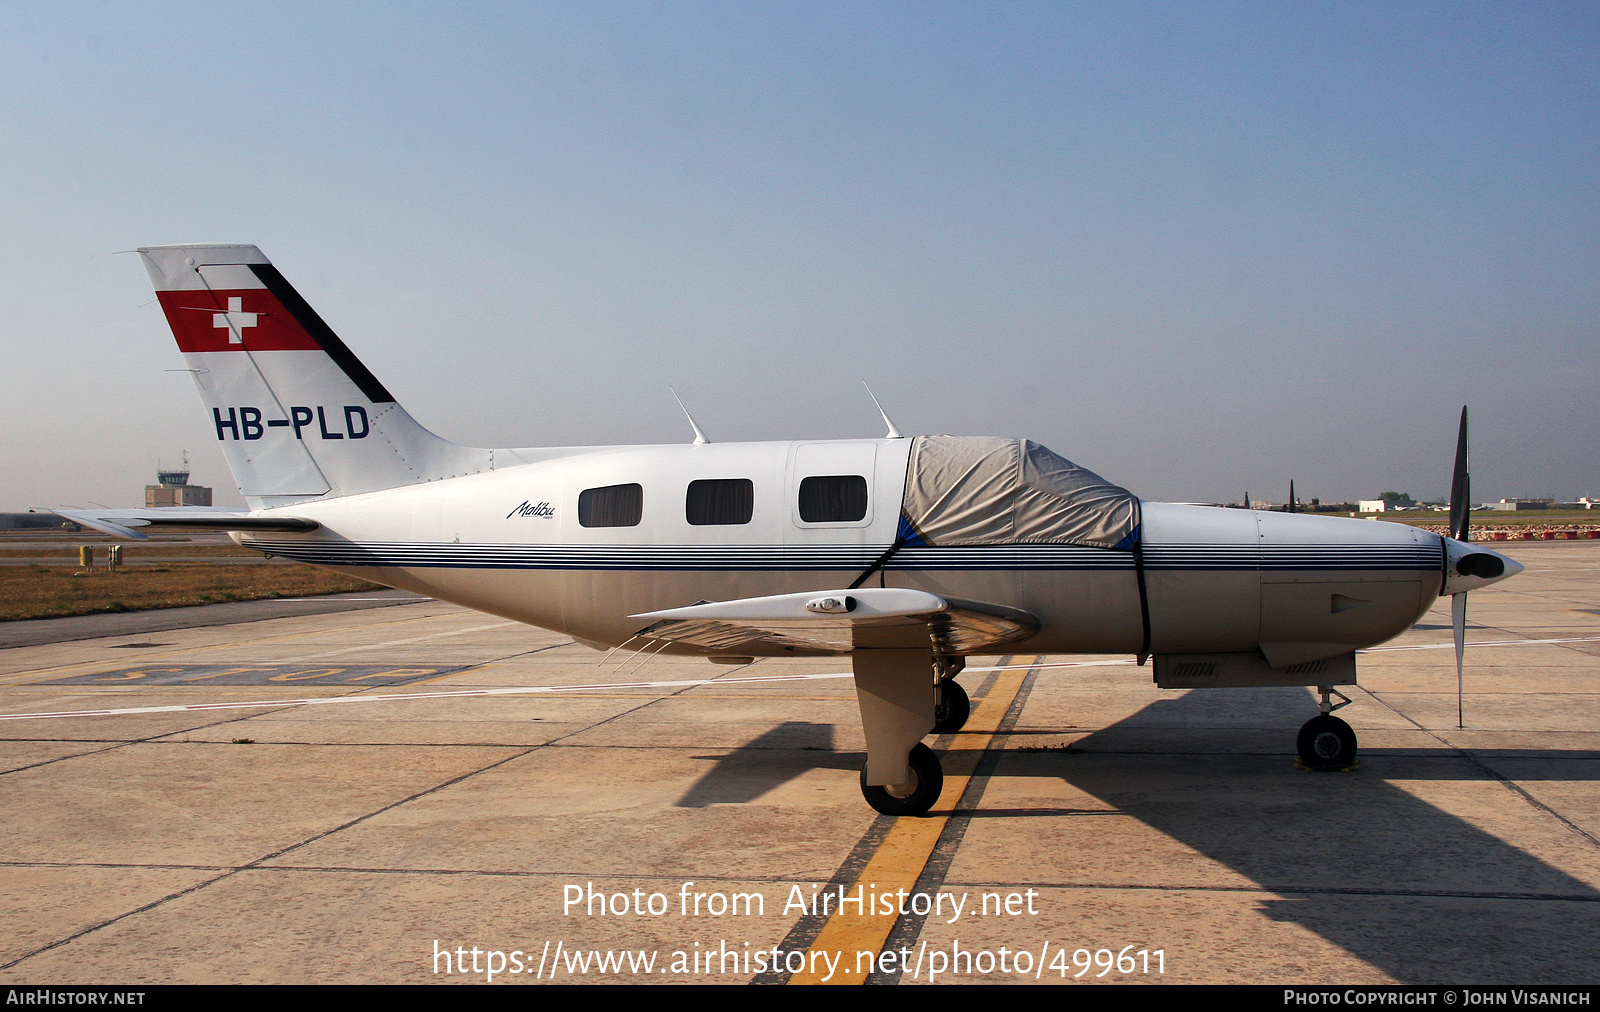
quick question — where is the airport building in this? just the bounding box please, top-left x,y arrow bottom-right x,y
0,511 -> 79,531
145,460 -> 212,507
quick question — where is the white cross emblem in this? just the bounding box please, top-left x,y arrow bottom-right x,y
212,297 -> 258,344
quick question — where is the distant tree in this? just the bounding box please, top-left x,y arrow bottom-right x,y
1379,491 -> 1416,507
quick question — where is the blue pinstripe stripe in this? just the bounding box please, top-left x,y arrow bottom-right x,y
239,538 -> 1443,573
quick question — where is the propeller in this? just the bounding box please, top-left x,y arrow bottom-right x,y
1434,407 -> 1522,729
1450,406 -> 1470,544
1451,406 -> 1469,729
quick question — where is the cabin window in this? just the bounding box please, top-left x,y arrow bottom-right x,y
579,483 -> 643,528
798,475 -> 869,523
686,478 -> 754,526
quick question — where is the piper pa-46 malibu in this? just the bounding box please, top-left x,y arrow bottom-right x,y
61,244 -> 1523,816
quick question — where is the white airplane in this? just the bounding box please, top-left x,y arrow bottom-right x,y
59,244 -> 1524,816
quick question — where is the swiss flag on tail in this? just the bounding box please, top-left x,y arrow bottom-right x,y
157,288 -> 322,352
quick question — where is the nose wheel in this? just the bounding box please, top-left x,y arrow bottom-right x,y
1297,687 -> 1357,770
860,743 -> 943,816
1297,715 -> 1356,769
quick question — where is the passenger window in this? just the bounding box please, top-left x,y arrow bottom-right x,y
686,478 -> 754,526
798,475 -> 868,523
579,483 -> 643,528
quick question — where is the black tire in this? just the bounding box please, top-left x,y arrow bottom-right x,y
933,679 -> 971,734
860,743 -> 943,816
1297,715 -> 1357,770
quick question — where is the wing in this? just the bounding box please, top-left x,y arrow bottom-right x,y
629,587 -> 1039,656
51,508 -> 319,541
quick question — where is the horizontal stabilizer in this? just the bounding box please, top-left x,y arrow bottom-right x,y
52,508 -> 318,540
631,588 -> 1039,656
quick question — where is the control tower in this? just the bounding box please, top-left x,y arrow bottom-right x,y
145,453 -> 213,507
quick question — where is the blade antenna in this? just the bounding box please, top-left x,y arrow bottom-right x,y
861,381 -> 903,439
670,388 -> 710,445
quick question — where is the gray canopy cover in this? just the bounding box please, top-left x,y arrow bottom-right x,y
900,435 -> 1140,550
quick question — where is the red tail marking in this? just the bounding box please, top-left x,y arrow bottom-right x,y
157,289 -> 322,353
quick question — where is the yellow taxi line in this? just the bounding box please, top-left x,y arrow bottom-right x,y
786,656 -> 1037,985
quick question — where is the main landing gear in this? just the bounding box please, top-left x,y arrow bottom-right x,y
932,657 -> 970,735
860,742 -> 944,816
1297,686 -> 1357,770
853,650 -> 965,817
861,679 -> 964,815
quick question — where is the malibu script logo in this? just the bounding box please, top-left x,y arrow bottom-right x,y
507,500 -> 556,519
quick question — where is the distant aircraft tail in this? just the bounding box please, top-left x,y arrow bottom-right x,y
140,245 -> 492,506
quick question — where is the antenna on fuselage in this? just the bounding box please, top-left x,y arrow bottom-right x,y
861,381 -> 904,439
670,388 -> 710,445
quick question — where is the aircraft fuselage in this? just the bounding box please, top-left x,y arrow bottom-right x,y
238,437 -> 1445,666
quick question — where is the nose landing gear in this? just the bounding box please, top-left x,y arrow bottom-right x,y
1297,686 -> 1357,770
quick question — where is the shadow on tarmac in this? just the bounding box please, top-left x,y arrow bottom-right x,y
1003,688 -> 1600,983
679,686 -> 1600,981
677,721 -> 839,807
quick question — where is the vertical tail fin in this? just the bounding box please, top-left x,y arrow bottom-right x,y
140,245 -> 490,506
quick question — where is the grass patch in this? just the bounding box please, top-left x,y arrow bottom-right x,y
0,543 -> 262,559
0,562 -> 385,622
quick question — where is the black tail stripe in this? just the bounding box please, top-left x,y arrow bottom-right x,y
248,263 -> 396,404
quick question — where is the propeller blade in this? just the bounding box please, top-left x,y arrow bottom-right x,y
1449,406 -> 1470,543
1453,591 -> 1467,729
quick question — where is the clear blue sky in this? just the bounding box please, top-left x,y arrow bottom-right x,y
2,2 -> 1595,509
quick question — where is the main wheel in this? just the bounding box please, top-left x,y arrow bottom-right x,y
1297,714 -> 1357,770
932,679 -> 971,734
860,743 -> 943,816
